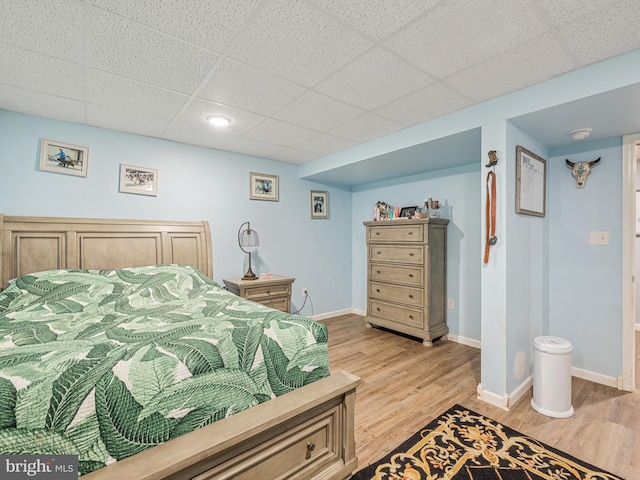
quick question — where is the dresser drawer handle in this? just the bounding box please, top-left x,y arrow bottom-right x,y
409,253 -> 414,257
266,289 -> 271,294
375,231 -> 380,235
306,442 -> 316,459
377,251 -> 381,255
376,307 -> 381,312
408,231 -> 413,235
408,294 -> 413,299
376,270 -> 381,274
408,315 -> 414,320
376,289 -> 380,293
408,274 -> 414,278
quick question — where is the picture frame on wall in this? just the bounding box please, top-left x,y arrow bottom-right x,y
515,145 -> 546,217
39,138 -> 89,177
250,172 -> 279,201
310,190 -> 329,219
119,164 -> 158,196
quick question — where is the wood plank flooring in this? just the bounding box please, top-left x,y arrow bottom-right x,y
321,314 -> 640,479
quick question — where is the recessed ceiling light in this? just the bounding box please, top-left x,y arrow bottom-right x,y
569,128 -> 592,140
206,115 -> 231,127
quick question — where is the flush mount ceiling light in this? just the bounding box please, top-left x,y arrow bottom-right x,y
206,115 -> 231,127
569,128 -> 592,140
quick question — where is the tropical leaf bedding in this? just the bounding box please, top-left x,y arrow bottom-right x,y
0,264 -> 329,476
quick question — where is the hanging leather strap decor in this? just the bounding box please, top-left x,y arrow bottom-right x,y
484,152 -> 498,264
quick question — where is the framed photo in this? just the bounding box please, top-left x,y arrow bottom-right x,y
250,172 -> 279,201
119,164 -> 158,196
516,145 -> 546,217
39,138 -> 89,177
400,206 -> 419,218
310,190 -> 329,219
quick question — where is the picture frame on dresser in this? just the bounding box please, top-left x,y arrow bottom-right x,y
39,138 -> 89,177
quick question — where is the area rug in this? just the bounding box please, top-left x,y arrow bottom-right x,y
351,404 -> 623,480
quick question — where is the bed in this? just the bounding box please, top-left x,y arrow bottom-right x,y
0,214 -> 359,480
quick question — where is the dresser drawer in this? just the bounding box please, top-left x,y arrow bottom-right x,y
370,281 -> 423,308
193,406 -> 341,480
367,224 -> 425,243
369,264 -> 423,286
244,282 -> 291,301
369,245 -> 424,265
369,300 -> 424,329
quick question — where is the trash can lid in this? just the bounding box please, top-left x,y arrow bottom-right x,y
534,336 -> 572,354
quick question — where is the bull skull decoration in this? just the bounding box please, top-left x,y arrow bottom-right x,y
565,157 -> 601,188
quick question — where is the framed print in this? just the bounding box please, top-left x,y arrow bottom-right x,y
310,190 -> 329,219
399,206 -> 418,218
516,145 -> 546,217
250,172 -> 279,201
39,138 -> 89,177
119,164 -> 158,196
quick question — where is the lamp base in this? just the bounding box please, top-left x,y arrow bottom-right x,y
242,267 -> 258,280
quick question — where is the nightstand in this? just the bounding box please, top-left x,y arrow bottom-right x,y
223,275 -> 295,313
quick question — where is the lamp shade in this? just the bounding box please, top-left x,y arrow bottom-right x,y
238,222 -> 259,280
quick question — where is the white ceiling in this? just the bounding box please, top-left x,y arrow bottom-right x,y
2,0 -> 640,172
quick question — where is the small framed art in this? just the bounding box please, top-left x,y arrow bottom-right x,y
399,206 -> 418,218
250,172 -> 279,201
515,145 -> 546,217
119,164 -> 158,196
39,138 -> 89,177
311,190 -> 328,219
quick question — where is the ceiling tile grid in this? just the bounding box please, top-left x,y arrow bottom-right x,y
1,0 -> 640,167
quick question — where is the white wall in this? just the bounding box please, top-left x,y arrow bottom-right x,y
0,110 -> 354,317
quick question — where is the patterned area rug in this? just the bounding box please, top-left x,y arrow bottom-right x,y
351,404 -> 623,480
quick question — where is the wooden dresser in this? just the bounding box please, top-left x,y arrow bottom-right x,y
223,275 -> 294,313
363,218 -> 449,347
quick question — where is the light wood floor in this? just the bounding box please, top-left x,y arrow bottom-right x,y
322,314 -> 640,480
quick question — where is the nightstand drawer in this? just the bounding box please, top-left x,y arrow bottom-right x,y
244,283 -> 291,301
369,245 -> 424,264
369,264 -> 423,286
370,281 -> 423,307
260,297 -> 290,312
369,300 -> 423,328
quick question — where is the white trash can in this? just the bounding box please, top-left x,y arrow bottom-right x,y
531,336 -> 574,418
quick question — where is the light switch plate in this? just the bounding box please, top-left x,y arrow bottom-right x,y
590,231 -> 609,245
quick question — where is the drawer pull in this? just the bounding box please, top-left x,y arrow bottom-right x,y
409,315 -> 414,320
376,270 -> 381,274
376,289 -> 380,293
306,442 -> 316,459
409,253 -> 414,256
408,231 -> 413,235
376,307 -> 381,312
408,295 -> 413,299
375,232 -> 380,235
266,289 -> 271,294
408,274 -> 414,278
377,251 -> 381,255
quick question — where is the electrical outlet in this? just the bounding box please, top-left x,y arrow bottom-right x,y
447,298 -> 454,309
302,288 -> 308,298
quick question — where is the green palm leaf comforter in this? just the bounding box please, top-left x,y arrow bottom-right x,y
0,265 -> 329,476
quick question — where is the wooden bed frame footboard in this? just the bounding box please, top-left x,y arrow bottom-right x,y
0,214 -> 361,479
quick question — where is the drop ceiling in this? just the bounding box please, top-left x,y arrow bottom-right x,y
1,0 -> 640,180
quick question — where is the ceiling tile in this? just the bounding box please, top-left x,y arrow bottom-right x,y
163,121 -> 232,151
385,0 -> 546,78
197,58 -> 306,116
228,0 -> 372,86
313,0 -> 439,40
243,118 -> 318,147
327,113 -> 405,142
88,105 -> 170,138
0,85 -> 85,124
375,82 -> 473,126
91,8 -> 219,94
293,133 -> 357,155
93,0 -> 262,53
89,70 -> 189,120
272,90 -> 364,131
445,33 -> 575,102
221,137 -> 283,158
537,0 -> 618,26
267,147 -> 320,164
0,0 -> 84,63
556,0 -> 640,66
316,48 -> 432,110
0,44 -> 84,100
172,98 -> 265,134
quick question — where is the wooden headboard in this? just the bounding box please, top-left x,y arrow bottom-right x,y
0,214 -> 213,289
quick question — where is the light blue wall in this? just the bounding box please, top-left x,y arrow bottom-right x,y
351,163 -> 482,341
548,139 -> 623,377
0,110 -> 354,317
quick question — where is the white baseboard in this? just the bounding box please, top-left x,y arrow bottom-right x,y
571,366 -> 619,389
311,307 -> 364,322
636,323 -> 640,331
447,333 -> 481,349
477,377 -> 532,411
